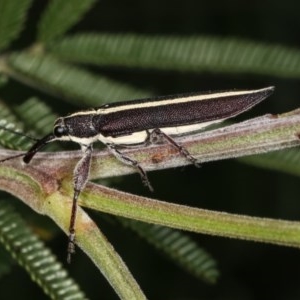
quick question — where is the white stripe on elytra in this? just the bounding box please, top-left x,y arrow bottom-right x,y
66,87 -> 272,118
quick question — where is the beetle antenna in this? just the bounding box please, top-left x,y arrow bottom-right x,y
0,125 -> 39,142
0,126 -> 55,163
23,133 -> 56,163
0,152 -> 27,163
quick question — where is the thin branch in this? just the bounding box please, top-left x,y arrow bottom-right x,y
1,108 -> 299,180
80,182 -> 300,249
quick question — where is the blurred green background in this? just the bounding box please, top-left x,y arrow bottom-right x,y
0,0 -> 300,299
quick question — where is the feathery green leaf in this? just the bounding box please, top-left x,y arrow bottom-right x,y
50,33 -> 300,78
0,101 -> 32,150
8,53 -> 152,106
0,97 -> 59,151
38,0 -> 97,43
120,218 -> 219,284
13,97 -> 57,136
0,0 -> 33,51
0,200 -> 87,300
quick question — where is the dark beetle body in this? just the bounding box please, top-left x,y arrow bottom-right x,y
53,86 -> 274,144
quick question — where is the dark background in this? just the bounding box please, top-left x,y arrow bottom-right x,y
1,0 -> 300,299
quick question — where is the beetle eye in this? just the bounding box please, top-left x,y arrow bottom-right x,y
54,126 -> 67,137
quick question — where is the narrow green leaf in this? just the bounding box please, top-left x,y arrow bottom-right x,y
38,0 -> 97,43
0,0 -> 33,51
7,52 -> 151,106
50,33 -> 300,78
0,200 -> 87,300
120,218 -> 219,284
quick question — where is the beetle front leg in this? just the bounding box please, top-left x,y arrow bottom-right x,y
67,144 -> 93,263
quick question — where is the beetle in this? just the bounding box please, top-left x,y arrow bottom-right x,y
0,86 -> 274,262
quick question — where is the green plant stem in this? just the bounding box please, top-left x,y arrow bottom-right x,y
45,192 -> 147,300
80,182 -> 300,248
0,167 -> 146,299
3,108 -> 297,181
